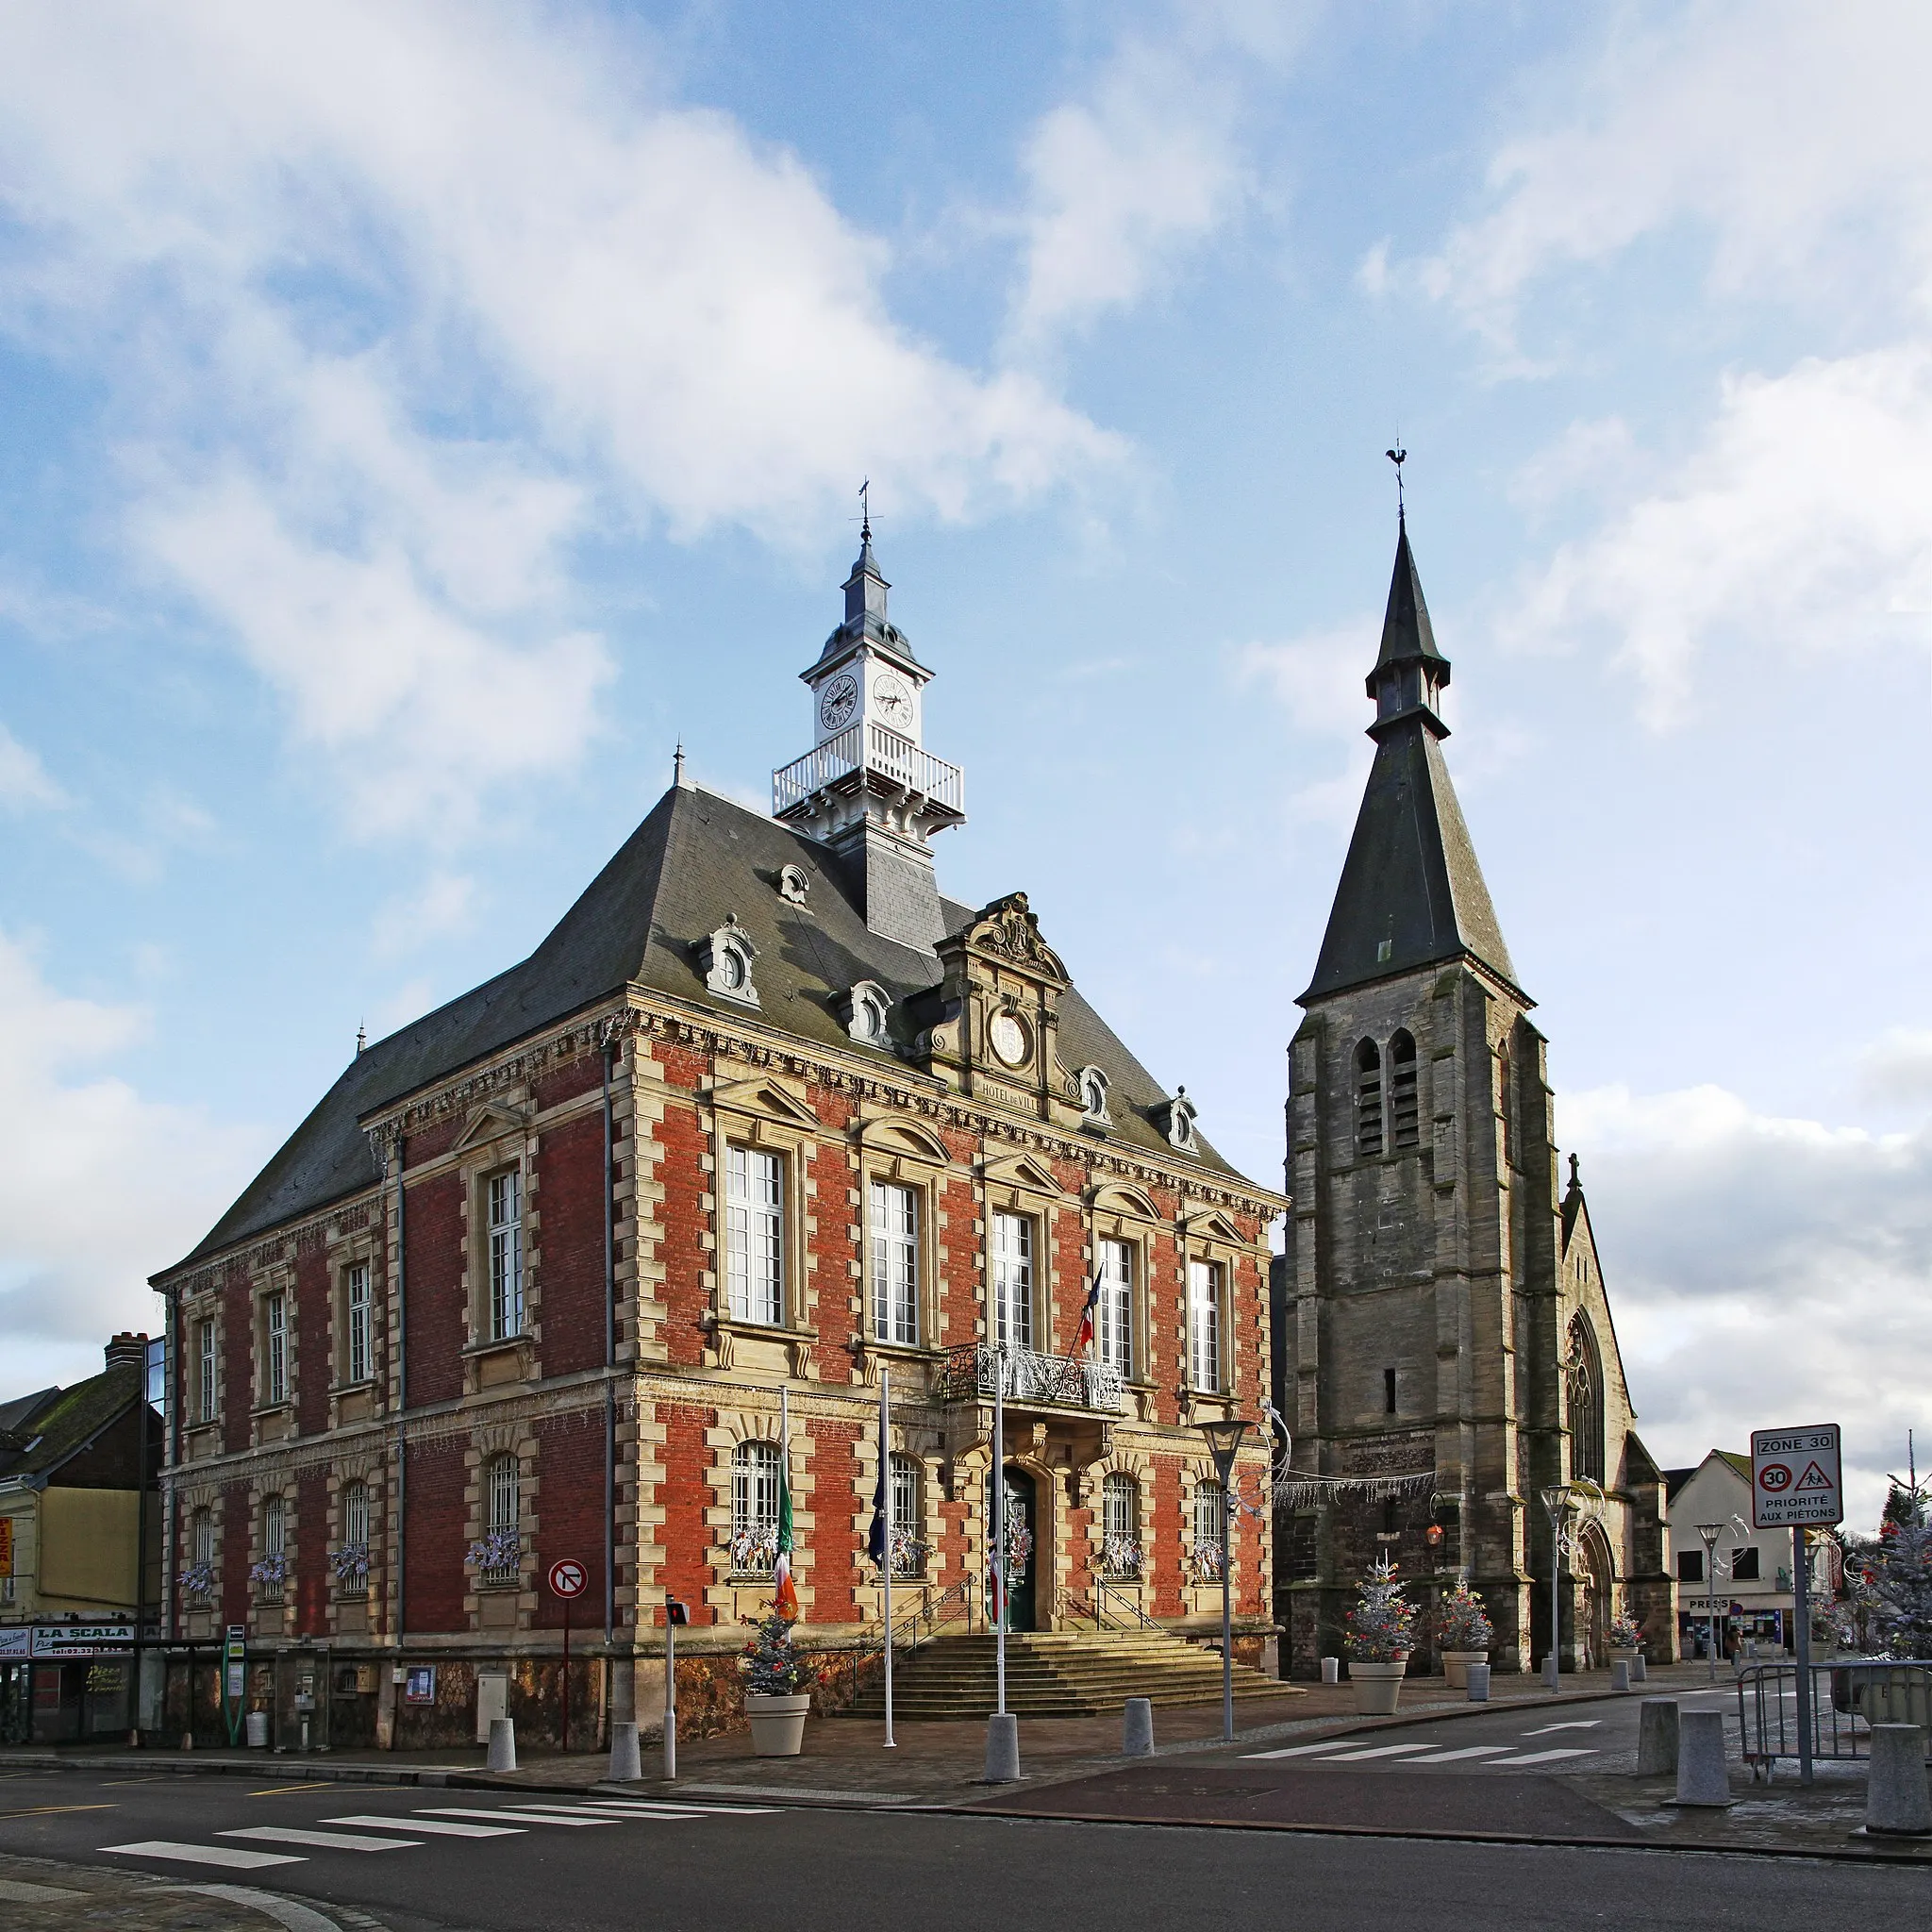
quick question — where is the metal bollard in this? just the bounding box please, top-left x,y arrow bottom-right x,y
1465,1663 -> 1491,1703
1865,1724 -> 1932,1837
1637,1699 -> 1678,1775
1611,1659 -> 1631,1693
608,1720 -> 641,1783
1321,1657 -> 1340,1686
985,1712 -> 1021,1784
486,1716 -> 517,1774
1672,1708 -> 1731,1807
1123,1699 -> 1154,1757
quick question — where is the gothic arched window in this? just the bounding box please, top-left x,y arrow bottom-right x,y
1567,1314 -> 1606,1487
1355,1040 -> 1384,1158
1390,1030 -> 1420,1149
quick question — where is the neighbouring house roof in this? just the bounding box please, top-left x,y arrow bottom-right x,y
0,1362 -> 141,1484
167,784 -> 1254,1273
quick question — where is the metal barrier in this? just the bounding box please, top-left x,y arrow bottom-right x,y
1738,1659 -> 1932,1779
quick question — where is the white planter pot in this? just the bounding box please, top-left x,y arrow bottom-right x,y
1441,1649 -> 1487,1690
1608,1646 -> 1641,1673
745,1691 -> 810,1757
1348,1657 -> 1408,1716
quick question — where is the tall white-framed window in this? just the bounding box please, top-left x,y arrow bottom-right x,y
196,1319 -> 217,1424
992,1212 -> 1033,1352
869,1181 -> 918,1345
726,1146 -> 784,1326
731,1441 -> 781,1575
346,1263 -> 371,1384
1095,1239 -> 1133,1375
264,1292 -> 288,1406
1101,1471 -> 1141,1577
487,1169 -> 524,1341
1193,1478 -> 1225,1577
890,1454 -> 923,1577
484,1454 -> 520,1585
1188,1258 -> 1222,1392
342,1478 -> 370,1550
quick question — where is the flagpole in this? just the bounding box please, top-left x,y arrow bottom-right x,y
993,1345 -> 1006,1717
881,1364 -> 894,1749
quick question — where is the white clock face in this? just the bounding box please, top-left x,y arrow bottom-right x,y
818,673 -> 859,732
990,1010 -> 1029,1068
872,675 -> 913,724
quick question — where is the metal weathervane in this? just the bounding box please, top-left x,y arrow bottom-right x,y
1386,441 -> 1407,519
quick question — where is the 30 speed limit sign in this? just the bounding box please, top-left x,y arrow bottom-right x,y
1750,1424 -> 1842,1529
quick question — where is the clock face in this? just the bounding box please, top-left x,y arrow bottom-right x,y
818,673 -> 859,732
872,675 -> 913,724
989,1010 -> 1029,1068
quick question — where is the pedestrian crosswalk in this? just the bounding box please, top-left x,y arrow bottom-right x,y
101,1795 -> 776,1869
1241,1735 -> 1598,1771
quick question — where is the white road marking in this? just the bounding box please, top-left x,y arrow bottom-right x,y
219,1826 -> 419,1852
103,1842 -> 305,1870
0,1879 -> 82,1902
1521,1722 -> 1601,1736
1242,1740 -> 1374,1759
325,1814 -> 523,1838
1310,1743 -> 1437,1762
570,1804 -> 715,1818
1402,1746 -> 1515,1764
421,1807 -> 615,1827
1487,1748 -> 1599,1766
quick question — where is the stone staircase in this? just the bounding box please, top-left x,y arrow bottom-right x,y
841,1627 -> 1285,1720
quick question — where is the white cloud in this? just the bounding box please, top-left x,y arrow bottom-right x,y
1004,2 -> 1310,356
1564,1077 -> 1932,1531
1419,3 -> 1932,342
1235,618 -> 1375,828
0,927 -> 261,1390
372,872 -> 477,959
1858,1029 -> 1932,1108
1501,348 -> 1932,724
0,1 -> 1121,840
0,718 -> 65,809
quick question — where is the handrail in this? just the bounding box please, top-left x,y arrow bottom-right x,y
1093,1577 -> 1158,1633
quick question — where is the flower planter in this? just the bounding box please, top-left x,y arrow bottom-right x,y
1441,1649 -> 1487,1690
1608,1646 -> 1641,1674
745,1691 -> 811,1757
1348,1657 -> 1408,1716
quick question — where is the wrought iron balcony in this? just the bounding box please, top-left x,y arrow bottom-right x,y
935,1342 -> 1124,1413
773,722 -> 965,818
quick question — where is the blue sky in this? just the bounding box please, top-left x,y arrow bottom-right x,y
2,1 -> 1928,1526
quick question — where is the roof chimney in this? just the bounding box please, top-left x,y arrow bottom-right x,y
104,1331 -> 147,1372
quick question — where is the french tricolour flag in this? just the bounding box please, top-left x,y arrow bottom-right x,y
1073,1269 -> 1103,1354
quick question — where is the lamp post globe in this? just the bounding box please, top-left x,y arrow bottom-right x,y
1696,1523 -> 1724,1682
1541,1484 -> 1576,1690
1195,1416 -> 1253,1742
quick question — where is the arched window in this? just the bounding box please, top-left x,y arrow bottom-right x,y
1390,1030 -> 1420,1149
1355,1039 -> 1384,1158
1193,1479 -> 1225,1580
889,1454 -> 923,1578
1079,1067 -> 1110,1123
484,1454 -> 520,1584
258,1492 -> 286,1601
1567,1315 -> 1606,1487
188,1507 -> 214,1597
342,1478 -> 370,1551
731,1440 -> 781,1575
1101,1472 -> 1141,1577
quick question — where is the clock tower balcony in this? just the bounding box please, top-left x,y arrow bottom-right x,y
773,720 -> 966,825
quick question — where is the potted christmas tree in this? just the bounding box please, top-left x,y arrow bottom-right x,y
1345,1557 -> 1417,1715
1859,1458 -> 1932,1728
1607,1609 -> 1644,1671
1436,1578 -> 1494,1690
739,1613 -> 814,1756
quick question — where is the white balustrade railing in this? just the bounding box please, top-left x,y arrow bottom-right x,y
773,722 -> 964,816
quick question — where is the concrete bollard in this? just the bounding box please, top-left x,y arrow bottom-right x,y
1631,1654 -> 1648,1684
486,1716 -> 517,1774
1541,1657 -> 1558,1690
1637,1699 -> 1679,1775
1866,1724 -> 1932,1837
1321,1657 -> 1340,1686
1611,1659 -> 1631,1693
1673,1708 -> 1731,1807
1465,1663 -> 1491,1703
1123,1699 -> 1154,1757
985,1712 -> 1021,1784
608,1721 -> 641,1783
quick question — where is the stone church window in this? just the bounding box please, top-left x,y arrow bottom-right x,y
1355,1040 -> 1383,1158
1390,1031 -> 1420,1149
1566,1314 -> 1605,1486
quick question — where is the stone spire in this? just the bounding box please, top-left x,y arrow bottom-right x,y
1302,516 -> 1518,1002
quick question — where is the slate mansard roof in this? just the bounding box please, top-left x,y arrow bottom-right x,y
169,784 -> 1249,1271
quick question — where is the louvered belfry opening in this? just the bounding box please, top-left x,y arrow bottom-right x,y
1390,1030 -> 1419,1149
1355,1038 -> 1384,1158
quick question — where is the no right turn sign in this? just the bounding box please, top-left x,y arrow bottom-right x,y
1750,1424 -> 1842,1528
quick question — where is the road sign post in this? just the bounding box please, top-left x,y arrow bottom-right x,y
548,1558 -> 589,1756
1751,1424 -> 1841,1788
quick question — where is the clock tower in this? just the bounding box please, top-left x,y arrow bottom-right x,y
772,521 -> 965,950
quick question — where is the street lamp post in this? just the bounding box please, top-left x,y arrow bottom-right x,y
1540,1484 -> 1575,1692
1696,1524 -> 1724,1683
1197,1416 -> 1253,1743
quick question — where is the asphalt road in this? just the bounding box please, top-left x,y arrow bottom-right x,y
0,1760 -> 1924,1932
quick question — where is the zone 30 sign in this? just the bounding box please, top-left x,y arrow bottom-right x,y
1750,1424 -> 1842,1529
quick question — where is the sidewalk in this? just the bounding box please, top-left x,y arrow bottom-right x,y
0,1853 -> 312,1932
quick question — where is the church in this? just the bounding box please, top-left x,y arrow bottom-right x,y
1271,512 -> 1674,1675
150,522 -> 1283,1747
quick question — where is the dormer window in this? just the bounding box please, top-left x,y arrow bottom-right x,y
698,916 -> 760,1008
1160,1088 -> 1198,1152
776,864 -> 809,906
837,979 -> 891,1046
1077,1066 -> 1110,1124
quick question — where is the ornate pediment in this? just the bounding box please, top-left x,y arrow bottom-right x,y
450,1099 -> 530,1155
712,1073 -> 820,1128
958,892 -> 1067,986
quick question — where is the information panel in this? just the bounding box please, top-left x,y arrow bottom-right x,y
1750,1424 -> 1842,1528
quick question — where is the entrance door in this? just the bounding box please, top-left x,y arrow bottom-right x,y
988,1467 -> 1039,1633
